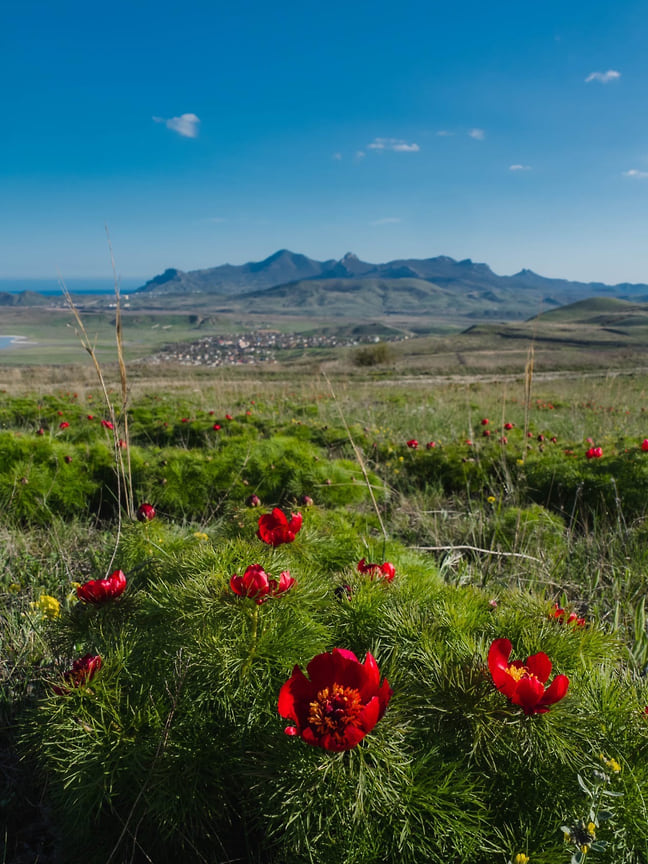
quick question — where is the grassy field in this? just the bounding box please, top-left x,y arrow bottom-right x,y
3,321 -> 648,862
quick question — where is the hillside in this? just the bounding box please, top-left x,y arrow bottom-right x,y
133,249 -> 648,320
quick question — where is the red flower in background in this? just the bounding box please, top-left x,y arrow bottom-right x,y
87,414 -> 94,420
642,439 -> 648,452
212,424 -> 221,431
488,638 -> 569,714
136,502 -> 156,522
551,603 -> 585,627
481,418 -> 489,426
257,508 -> 303,546
53,654 -> 102,695
278,648 -> 392,751
230,564 -> 295,604
504,422 -> 514,430
77,569 -> 127,604
357,558 -> 396,582
246,494 -> 261,507
225,414 -> 233,420
59,421 -> 69,430
101,419 -> 114,430
37,428 -> 44,436
586,446 -> 603,459
426,441 -> 436,449
406,439 -> 419,449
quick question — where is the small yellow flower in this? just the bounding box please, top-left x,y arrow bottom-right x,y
8,582 -> 21,593
602,755 -> 621,773
513,854 -> 530,864
398,456 -> 404,462
193,531 -> 209,542
30,594 -> 60,619
516,458 -> 524,465
587,822 -> 596,837
487,495 -> 496,504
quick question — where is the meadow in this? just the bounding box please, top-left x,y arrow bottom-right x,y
2,354 -> 648,863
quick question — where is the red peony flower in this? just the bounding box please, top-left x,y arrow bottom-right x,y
212,423 -> 221,431
586,446 -> 603,459
136,502 -> 156,522
77,569 -> 127,604
551,603 -> 585,627
406,439 -> 419,449
37,428 -> 45,436
278,648 -> 392,751
357,558 -> 396,582
257,508 -> 303,546
59,421 -> 69,429
488,638 -> 569,714
64,455 -> 73,464
642,439 -> 648,452
101,419 -> 114,430
300,494 -> 314,507
230,564 -> 295,604
504,422 -> 514,430
483,429 -> 491,437
53,654 -> 102,695
87,414 -> 94,420
481,418 -> 489,425
225,414 -> 233,420
426,441 -> 436,449
246,493 -> 261,507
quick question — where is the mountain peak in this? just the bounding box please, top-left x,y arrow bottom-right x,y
341,252 -> 359,262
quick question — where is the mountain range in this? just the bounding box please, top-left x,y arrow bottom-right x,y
134,250 -> 648,320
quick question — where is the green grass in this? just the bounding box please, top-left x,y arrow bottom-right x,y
3,369 -> 648,863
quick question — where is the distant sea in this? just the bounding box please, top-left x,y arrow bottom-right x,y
0,277 -> 144,295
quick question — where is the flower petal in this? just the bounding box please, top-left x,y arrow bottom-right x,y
511,676 -> 545,712
525,652 -> 552,683
540,674 -> 569,708
278,665 -> 314,724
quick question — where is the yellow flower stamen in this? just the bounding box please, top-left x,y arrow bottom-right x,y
307,683 -> 363,741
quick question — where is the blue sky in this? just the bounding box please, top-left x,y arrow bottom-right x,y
3,0 -> 648,283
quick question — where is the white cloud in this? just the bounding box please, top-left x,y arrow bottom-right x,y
585,70 -> 621,83
623,169 -> 648,178
369,217 -> 402,226
332,152 -> 342,160
153,113 -> 201,138
468,128 -> 485,140
509,164 -> 532,171
367,137 -> 420,152
355,150 -> 366,160
436,130 -> 454,137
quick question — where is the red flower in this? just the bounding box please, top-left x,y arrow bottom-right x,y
37,428 -> 45,436
586,446 -> 603,459
504,422 -> 514,430
87,414 -> 94,420
181,417 -> 190,423
59,421 -> 69,430
278,648 -> 392,751
551,603 -> 585,627
230,564 -> 295,604
488,638 -> 569,714
212,424 -> 221,431
257,508 -> 303,546
77,569 -> 127,604
426,441 -> 436,449
482,429 -> 491,437
642,439 -> 648,452
481,418 -> 489,425
101,419 -> 114,430
53,654 -> 102,695
246,493 -> 261,507
300,494 -> 314,507
136,502 -> 156,522
64,455 -> 73,464
357,558 -> 396,582
225,414 -> 233,420
406,439 -> 419,449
